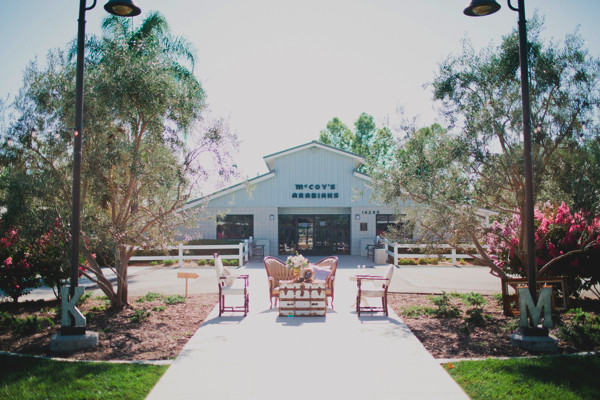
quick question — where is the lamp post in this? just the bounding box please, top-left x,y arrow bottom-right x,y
64,0 -> 141,336
464,0 -> 537,302
464,1 -> 557,343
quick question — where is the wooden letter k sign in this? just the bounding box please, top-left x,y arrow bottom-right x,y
60,286 -> 86,328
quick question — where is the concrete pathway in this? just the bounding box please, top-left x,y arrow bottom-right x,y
145,264 -> 470,400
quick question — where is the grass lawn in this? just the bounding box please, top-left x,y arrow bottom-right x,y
0,354 -> 168,400
445,354 -> 600,400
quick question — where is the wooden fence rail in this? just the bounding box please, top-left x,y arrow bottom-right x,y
129,238 -> 252,267
377,236 -> 483,267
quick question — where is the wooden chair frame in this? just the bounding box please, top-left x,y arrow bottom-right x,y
214,253 -> 249,317
356,266 -> 393,316
313,256 -> 338,309
264,257 -> 295,308
218,274 -> 249,316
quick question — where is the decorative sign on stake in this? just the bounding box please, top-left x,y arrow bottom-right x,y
178,272 -> 200,297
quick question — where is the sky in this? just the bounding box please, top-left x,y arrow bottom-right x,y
1,0 -> 599,188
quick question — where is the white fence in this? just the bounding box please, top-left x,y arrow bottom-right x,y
129,238 -> 252,267
377,236 -> 480,267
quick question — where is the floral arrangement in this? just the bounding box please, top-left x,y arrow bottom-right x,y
286,253 -> 309,273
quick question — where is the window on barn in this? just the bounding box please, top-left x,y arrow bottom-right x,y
376,214 -> 412,239
216,215 -> 254,239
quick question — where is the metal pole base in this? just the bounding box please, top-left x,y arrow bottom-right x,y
520,326 -> 549,337
61,326 -> 87,336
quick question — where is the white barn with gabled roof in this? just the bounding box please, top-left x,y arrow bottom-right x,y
182,141 -> 495,256
183,141 -> 406,256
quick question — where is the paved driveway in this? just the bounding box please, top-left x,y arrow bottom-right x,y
22,255 -> 502,301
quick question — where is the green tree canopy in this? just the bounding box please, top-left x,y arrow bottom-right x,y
1,12 -> 238,308
545,138 -> 600,216
319,112 -> 394,173
372,16 -> 600,278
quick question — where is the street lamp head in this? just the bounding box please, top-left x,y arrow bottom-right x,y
104,0 -> 141,17
464,0 -> 501,16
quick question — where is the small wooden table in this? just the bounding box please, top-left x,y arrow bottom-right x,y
279,281 -> 327,317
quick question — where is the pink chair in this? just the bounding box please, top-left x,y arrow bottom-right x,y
264,256 -> 295,308
356,265 -> 394,316
313,256 -> 338,308
214,253 -> 249,316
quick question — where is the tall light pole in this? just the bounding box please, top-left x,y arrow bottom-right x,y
464,1 -> 554,340
64,0 -> 141,336
464,0 -> 536,301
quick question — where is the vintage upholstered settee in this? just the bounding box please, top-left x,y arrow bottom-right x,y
264,256 -> 338,309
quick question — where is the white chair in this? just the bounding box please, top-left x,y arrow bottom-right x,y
356,265 -> 394,316
214,253 -> 249,316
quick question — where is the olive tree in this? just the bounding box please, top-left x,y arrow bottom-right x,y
3,13 -> 238,308
372,17 -> 600,279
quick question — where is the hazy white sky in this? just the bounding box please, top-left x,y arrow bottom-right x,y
1,0 -> 599,187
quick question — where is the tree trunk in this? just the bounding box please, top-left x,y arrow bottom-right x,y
115,245 -> 130,309
79,246 -> 121,306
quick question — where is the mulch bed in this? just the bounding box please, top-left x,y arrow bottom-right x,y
1,292 -> 598,361
388,293 -> 599,359
0,294 -> 217,361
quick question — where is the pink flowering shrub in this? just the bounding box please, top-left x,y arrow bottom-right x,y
0,228 -> 41,302
30,219 -> 70,297
0,219 -> 70,302
487,202 -> 600,298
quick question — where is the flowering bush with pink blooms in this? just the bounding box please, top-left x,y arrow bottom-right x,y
487,202 -> 600,298
30,219 -> 70,297
0,219 -> 70,302
0,228 -> 42,302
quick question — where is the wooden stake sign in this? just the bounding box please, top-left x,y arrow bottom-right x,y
177,272 -> 200,297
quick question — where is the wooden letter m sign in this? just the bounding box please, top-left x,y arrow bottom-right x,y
518,286 -> 553,329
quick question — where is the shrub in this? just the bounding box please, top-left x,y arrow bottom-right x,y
557,308 -> 600,348
89,303 -> 109,313
130,308 -> 151,323
0,311 -> 14,330
502,318 -> 520,334
463,292 -> 486,308
466,308 -> 486,324
30,219 -> 70,298
400,305 -> 434,318
397,258 -> 418,265
16,316 -> 55,334
136,292 -> 164,303
492,293 -> 503,306
455,292 -> 489,324
0,227 -> 42,302
429,292 -> 461,318
165,295 -> 186,305
487,202 -> 600,298
78,292 -> 93,305
1,314 -> 55,334
162,259 -> 176,266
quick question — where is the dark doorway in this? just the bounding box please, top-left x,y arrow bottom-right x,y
278,215 -> 350,255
